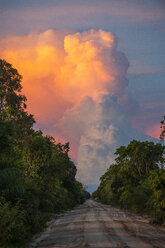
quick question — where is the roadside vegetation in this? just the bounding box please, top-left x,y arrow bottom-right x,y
0,59 -> 90,248
93,138 -> 165,224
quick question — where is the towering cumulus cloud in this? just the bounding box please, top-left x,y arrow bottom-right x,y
0,29 -> 150,185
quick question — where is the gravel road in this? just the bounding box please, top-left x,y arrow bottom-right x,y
29,199 -> 165,248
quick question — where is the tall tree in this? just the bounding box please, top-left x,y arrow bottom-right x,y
93,140 -> 165,221
0,59 -> 89,247
115,140 -> 164,178
0,59 -> 35,143
0,59 -> 26,119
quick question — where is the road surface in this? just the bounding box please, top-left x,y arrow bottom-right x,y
29,199 -> 165,248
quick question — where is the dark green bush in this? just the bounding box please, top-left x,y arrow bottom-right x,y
0,198 -> 28,243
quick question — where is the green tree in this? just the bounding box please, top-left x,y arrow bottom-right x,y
0,59 -> 89,247
94,140 -> 165,221
0,118 -> 13,153
115,140 -> 164,179
0,59 -> 35,142
147,169 -> 165,222
0,59 -> 26,119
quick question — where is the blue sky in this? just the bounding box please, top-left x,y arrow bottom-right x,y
0,0 -> 165,187
0,0 -> 164,136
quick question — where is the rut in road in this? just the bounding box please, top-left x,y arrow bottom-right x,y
29,199 -> 165,248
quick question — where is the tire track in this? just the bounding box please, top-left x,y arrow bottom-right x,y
28,200 -> 165,248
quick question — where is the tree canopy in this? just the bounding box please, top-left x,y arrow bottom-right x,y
0,59 -> 90,248
93,140 -> 165,223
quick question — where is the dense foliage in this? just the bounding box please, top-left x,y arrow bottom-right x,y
93,140 -> 165,224
0,59 -> 90,247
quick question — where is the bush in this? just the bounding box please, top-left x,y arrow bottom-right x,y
0,198 -> 29,244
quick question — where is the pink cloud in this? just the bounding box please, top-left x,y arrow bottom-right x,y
0,29 -> 157,184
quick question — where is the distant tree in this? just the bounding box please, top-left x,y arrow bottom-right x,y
115,140 -> 164,178
94,140 -> 165,222
160,115 -> 165,141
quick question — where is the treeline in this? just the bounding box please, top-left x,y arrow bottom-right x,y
93,140 -> 165,224
0,59 -> 90,247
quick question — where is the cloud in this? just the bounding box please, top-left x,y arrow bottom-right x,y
76,95 -> 149,184
0,29 -> 156,185
0,30 -> 70,124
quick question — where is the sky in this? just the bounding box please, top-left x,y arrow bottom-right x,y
0,0 -> 165,191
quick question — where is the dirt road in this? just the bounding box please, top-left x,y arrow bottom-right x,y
29,199 -> 165,248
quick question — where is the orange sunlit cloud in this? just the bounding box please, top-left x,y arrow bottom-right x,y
0,31 -> 66,121
0,29 -> 160,183
0,29 -> 125,159
0,29 -> 127,126
0,30 -> 113,117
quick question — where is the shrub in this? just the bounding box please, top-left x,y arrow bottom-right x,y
0,198 -> 28,244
